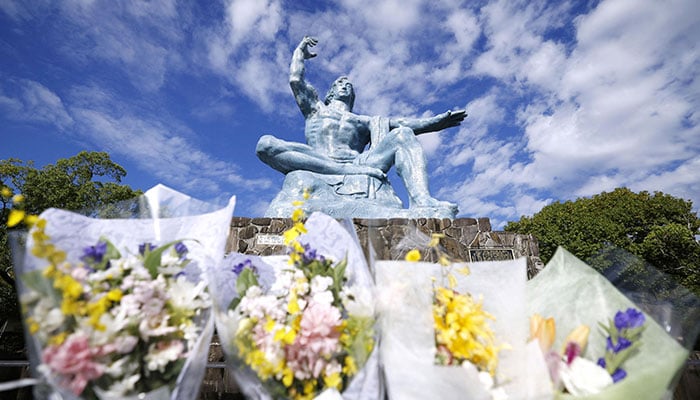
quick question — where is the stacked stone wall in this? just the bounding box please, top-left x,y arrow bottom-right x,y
226,217 -> 544,278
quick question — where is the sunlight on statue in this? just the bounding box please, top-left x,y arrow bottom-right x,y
257,36 -> 466,219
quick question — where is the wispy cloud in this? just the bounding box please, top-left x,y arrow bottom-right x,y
0,79 -> 73,129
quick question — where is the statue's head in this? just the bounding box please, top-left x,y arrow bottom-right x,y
325,76 -> 355,110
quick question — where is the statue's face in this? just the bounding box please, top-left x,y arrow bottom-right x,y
333,76 -> 354,99
325,76 -> 355,109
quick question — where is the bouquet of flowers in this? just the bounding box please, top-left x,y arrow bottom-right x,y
375,232 -> 541,400
210,210 -> 380,400
10,185 -> 236,399
526,247 -> 696,399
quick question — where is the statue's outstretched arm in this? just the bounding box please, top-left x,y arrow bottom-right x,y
390,109 -> 467,135
289,36 -> 320,118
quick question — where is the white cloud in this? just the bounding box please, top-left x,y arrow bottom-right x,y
0,80 -> 73,129
70,104 -> 272,195
53,0 -> 185,92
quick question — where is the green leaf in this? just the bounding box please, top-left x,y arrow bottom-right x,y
143,240 -> 181,278
235,268 -> 259,297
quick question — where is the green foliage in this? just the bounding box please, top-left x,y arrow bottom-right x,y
0,151 -> 140,331
505,188 -> 700,296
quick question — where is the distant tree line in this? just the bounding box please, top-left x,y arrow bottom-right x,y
505,187 -> 700,297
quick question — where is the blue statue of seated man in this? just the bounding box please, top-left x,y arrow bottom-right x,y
256,36 -> 466,219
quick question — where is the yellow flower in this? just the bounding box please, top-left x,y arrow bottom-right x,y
106,288 -> 123,301
405,249 -> 421,262
447,273 -> 457,289
303,380 -> 316,395
291,207 -> 305,222
282,366 -> 294,387
48,331 -> 68,346
0,186 -> 11,198
26,317 -> 40,334
287,292 -> 301,314
563,324 -> 590,353
11,194 -> 24,203
7,209 -> 25,227
433,287 -> 502,375
456,265 -> 471,276
530,314 -> 556,353
323,372 -> 342,389
343,355 -> 357,376
264,318 -> 276,333
283,227 -> 300,245
429,233 -> 445,247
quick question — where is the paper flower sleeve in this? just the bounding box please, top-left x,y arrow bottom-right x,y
527,247 -> 691,400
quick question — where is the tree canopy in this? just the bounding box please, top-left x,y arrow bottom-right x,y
1,151 -> 141,293
505,188 -> 700,295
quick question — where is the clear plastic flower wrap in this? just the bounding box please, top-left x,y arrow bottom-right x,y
374,229 -> 550,400
9,184 -> 236,399
526,246 -> 699,399
210,212 -> 381,400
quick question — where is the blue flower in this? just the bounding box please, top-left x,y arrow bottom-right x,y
81,241 -> 107,264
597,357 -> 606,369
611,368 -> 627,383
614,308 -> 645,330
139,242 -> 157,255
301,243 -> 325,264
606,336 -> 632,353
174,242 -> 188,258
233,259 -> 256,275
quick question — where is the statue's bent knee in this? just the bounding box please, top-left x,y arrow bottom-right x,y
391,126 -> 418,145
256,135 -> 277,159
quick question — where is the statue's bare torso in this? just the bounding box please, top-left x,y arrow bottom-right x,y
304,106 -> 371,161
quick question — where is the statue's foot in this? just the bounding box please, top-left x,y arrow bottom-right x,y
345,164 -> 386,180
411,196 -> 458,214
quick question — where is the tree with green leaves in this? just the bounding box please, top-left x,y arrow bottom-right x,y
1,151 -> 141,315
505,188 -> 700,295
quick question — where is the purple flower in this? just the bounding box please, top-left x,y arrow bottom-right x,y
139,242 -> 157,255
611,368 -> 627,383
606,336 -> 632,353
597,357 -> 606,369
233,259 -> 255,275
174,242 -> 188,258
614,308 -> 645,330
301,244 -> 325,264
81,241 -> 107,264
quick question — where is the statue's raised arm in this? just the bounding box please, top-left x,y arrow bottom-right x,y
390,109 -> 467,135
289,36 -> 320,118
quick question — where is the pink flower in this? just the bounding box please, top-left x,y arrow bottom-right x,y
285,301 -> 343,379
42,333 -> 105,395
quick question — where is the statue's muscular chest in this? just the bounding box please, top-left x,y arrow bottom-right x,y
306,108 -> 369,149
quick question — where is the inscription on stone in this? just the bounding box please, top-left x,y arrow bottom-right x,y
256,234 -> 284,246
468,249 -> 514,262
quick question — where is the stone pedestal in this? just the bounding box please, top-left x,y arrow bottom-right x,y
226,216 -> 544,278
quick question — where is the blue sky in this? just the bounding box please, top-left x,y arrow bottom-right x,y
1,0 -> 698,228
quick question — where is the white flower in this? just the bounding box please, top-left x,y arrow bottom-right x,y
169,277 -> 210,311
139,315 -> 177,339
95,372 -> 140,398
559,357 -> 613,396
270,269 -> 294,295
104,356 -> 139,378
312,290 -> 334,305
145,340 -> 185,372
310,275 -> 333,294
